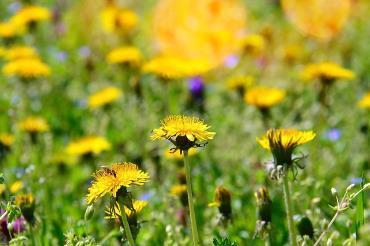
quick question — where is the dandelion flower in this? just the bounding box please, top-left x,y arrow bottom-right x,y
3,58 -> 50,78
65,136 -> 111,157
5,46 -> 38,60
15,193 -> 36,224
100,5 -> 138,33
164,148 -> 198,160
208,186 -> 232,220
86,162 -> 150,204
301,62 -> 355,82
358,92 -> 370,109
170,184 -> 187,197
142,56 -> 212,80
226,75 -> 254,92
245,86 -> 285,109
257,128 -> 315,167
88,87 -> 122,109
18,117 -> 49,133
282,0 -> 351,41
106,46 -> 142,65
152,0 -> 246,67
10,181 -> 23,193
10,6 -> 50,27
239,34 -> 266,56
105,200 -> 148,219
151,115 -> 215,152
0,21 -> 20,38
0,134 -> 14,147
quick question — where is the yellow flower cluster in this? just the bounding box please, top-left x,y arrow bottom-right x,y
86,162 -> 150,204
106,46 -> 142,65
4,45 -> 38,60
18,117 -> 49,133
245,86 -> 285,109
152,0 -> 246,67
65,136 -> 111,156
105,200 -> 148,219
301,62 -> 355,82
143,56 -> 212,79
88,87 -> 122,109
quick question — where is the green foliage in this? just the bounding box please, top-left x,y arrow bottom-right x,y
213,237 -> 238,246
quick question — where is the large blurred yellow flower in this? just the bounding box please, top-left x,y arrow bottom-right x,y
4,45 -> 38,60
142,56 -> 212,79
282,0 -> 351,41
300,62 -> 355,82
358,92 -> 370,109
245,86 -> 285,109
65,136 -> 111,157
106,46 -> 142,65
105,200 -> 148,219
86,162 -> 149,204
10,6 -> 51,27
152,0 -> 246,67
18,117 -> 49,133
88,87 -> 122,109
3,58 -> 50,78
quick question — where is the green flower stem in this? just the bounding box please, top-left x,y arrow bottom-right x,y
183,150 -> 201,245
118,202 -> 135,246
282,175 -> 297,246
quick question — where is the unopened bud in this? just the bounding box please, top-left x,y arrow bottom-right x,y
210,186 -> 232,220
331,188 -> 338,196
255,187 -> 272,223
7,222 -> 13,231
346,184 -> 355,192
297,216 -> 314,239
84,205 -> 94,221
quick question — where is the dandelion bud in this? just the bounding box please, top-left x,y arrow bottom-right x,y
7,222 -> 13,231
297,216 -> 314,239
209,186 -> 232,221
364,183 -> 370,189
170,184 -> 188,207
331,188 -> 338,196
255,187 -> 272,224
346,184 -> 355,192
84,205 -> 94,221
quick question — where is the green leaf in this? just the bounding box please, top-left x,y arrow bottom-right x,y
213,237 -> 238,246
0,173 -> 4,184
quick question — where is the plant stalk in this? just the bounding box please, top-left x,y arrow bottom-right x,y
118,202 -> 135,246
183,150 -> 201,245
282,175 -> 297,246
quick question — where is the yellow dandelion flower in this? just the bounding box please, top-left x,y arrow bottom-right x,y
152,0 -> 246,67
100,4 -> 137,33
170,184 -> 187,197
208,186 -> 232,219
5,45 -> 38,60
239,34 -> 266,55
65,136 -> 111,157
106,46 -> 142,65
258,128 -> 315,151
358,92 -> 370,109
0,134 -> 14,147
226,75 -> 254,91
164,148 -> 198,160
15,193 -> 35,207
10,181 -> 23,193
142,56 -> 212,79
300,62 -> 355,82
281,44 -> 304,62
10,6 -> 51,27
0,21 -> 21,38
245,86 -> 285,109
51,151 -> 79,166
18,116 -> 49,133
3,58 -> 50,78
88,87 -> 122,109
116,9 -> 138,31
86,162 -> 150,204
151,115 -> 215,152
105,200 -> 148,219
282,0 -> 352,41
